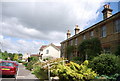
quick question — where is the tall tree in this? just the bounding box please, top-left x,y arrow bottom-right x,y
2,51 -> 9,60
66,45 -> 75,60
13,54 -> 18,61
78,38 -> 102,61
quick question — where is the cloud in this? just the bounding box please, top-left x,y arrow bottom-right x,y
1,17 -> 65,41
0,35 -> 43,54
0,0 -> 105,53
2,0 -> 104,32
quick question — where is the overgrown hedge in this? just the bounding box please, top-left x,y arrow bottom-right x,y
89,54 -> 120,76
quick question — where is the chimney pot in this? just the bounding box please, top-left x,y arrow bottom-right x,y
75,25 -> 80,35
104,4 -> 110,9
67,30 -> 71,39
102,4 -> 113,19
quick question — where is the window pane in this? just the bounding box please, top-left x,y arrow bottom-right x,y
115,19 -> 120,32
1,62 -> 14,67
83,35 -> 86,39
46,50 -> 49,54
90,31 -> 94,37
75,38 -> 77,45
101,26 -> 106,37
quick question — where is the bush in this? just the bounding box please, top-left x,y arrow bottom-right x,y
28,56 -> 39,62
26,61 -> 36,70
22,62 -> 28,67
115,45 -> 120,56
51,60 -> 97,81
17,60 -> 23,63
71,57 -> 82,64
32,66 -> 48,79
26,56 -> 39,70
32,58 -> 66,80
89,54 -> 120,76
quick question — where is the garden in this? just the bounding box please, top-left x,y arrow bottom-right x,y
24,38 -> 120,81
24,53 -> 120,81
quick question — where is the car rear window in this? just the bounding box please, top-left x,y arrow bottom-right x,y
0,62 -> 14,67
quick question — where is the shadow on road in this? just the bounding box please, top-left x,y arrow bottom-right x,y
0,75 -> 14,78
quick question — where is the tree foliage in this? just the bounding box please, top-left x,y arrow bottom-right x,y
78,38 -> 102,61
0,51 -> 9,60
26,56 -> 39,70
89,54 -> 120,76
66,45 -> 75,60
0,50 -> 23,61
18,53 -> 23,56
115,45 -> 120,56
13,54 -> 19,61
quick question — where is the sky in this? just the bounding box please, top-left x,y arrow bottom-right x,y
0,0 -> 120,54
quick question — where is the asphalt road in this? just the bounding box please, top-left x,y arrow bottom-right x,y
0,63 -> 40,81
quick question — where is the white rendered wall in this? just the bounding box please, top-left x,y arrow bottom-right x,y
42,45 -> 60,58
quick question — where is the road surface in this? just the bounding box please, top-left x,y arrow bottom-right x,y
0,63 -> 40,81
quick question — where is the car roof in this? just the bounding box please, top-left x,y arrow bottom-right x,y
1,60 -> 13,63
1,60 -> 18,64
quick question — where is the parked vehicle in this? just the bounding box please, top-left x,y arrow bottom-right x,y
12,61 -> 19,69
0,60 -> 19,77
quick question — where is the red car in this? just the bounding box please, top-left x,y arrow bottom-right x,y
0,60 -> 18,77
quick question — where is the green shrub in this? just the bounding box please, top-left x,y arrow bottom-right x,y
89,54 -> 120,76
26,61 -> 36,70
71,57 -> 82,64
26,56 -> 39,70
17,60 -> 23,63
115,45 -> 120,56
51,60 -> 97,81
96,73 -> 120,80
32,66 -> 48,79
23,62 -> 28,67
28,56 -> 39,62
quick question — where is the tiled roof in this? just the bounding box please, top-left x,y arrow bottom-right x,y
40,43 -> 61,51
30,54 -> 41,57
56,46 -> 61,49
40,45 -> 47,50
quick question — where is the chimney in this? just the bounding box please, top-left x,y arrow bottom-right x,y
102,4 -> 113,19
74,25 -> 80,35
67,30 -> 71,39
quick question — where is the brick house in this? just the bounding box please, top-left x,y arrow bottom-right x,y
61,4 -> 120,59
